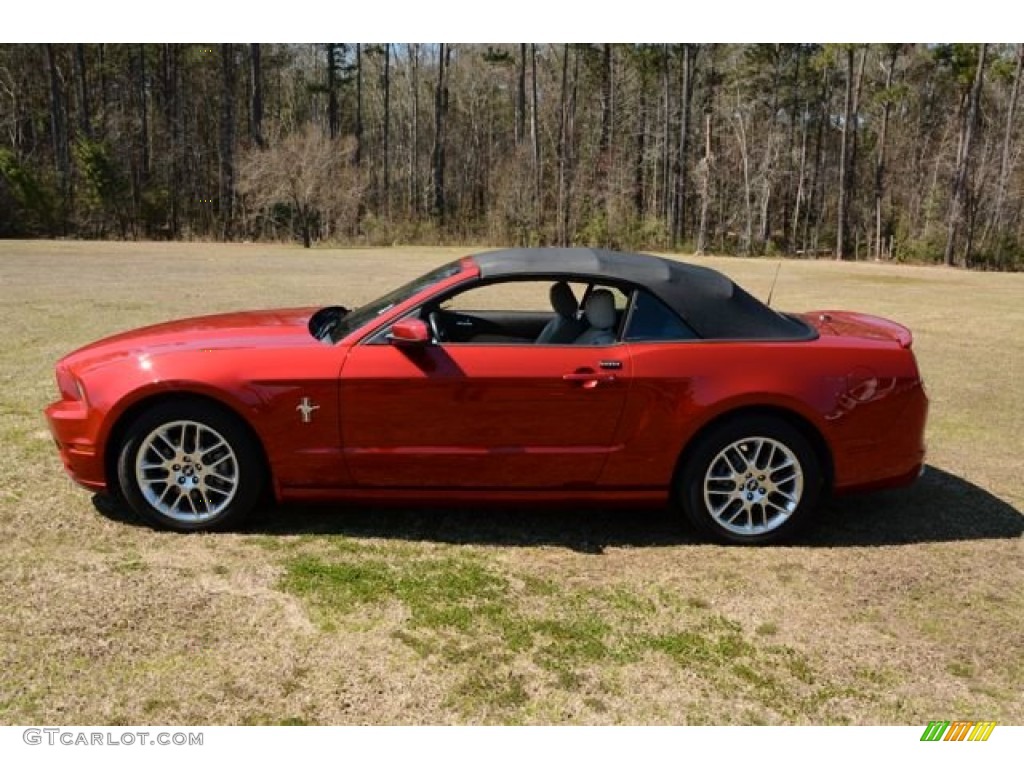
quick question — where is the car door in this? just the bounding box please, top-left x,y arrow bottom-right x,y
338,341 -> 632,488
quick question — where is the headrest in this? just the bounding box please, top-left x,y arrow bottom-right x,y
583,289 -> 616,330
549,281 -> 578,318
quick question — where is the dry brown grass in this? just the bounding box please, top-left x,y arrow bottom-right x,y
0,240 -> 1020,725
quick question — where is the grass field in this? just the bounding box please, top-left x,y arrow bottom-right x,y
0,240 -> 1021,725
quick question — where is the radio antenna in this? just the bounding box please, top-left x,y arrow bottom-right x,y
766,260 -> 783,308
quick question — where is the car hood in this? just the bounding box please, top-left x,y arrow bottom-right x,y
60,307 -> 320,375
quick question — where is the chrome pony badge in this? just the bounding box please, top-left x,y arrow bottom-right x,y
296,397 -> 320,424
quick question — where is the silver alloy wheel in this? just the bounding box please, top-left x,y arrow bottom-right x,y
702,436 -> 804,536
134,420 -> 240,523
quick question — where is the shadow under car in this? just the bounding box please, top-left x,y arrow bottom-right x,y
93,464 -> 1023,552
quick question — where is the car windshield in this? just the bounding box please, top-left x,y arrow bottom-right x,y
328,259 -> 464,343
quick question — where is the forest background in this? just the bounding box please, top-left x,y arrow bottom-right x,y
1,42 -> 1020,269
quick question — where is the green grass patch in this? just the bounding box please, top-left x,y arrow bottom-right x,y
279,550 -> 839,719
645,628 -> 753,666
449,668 -> 530,719
947,661 -> 974,679
282,553 -> 508,631
113,558 -> 148,573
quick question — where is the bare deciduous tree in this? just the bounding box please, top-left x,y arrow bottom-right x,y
238,126 -> 365,248
944,43 -> 987,266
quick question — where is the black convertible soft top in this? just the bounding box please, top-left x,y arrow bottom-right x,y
472,248 -> 813,340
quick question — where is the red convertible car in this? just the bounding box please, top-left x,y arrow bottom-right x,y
45,248 -> 928,544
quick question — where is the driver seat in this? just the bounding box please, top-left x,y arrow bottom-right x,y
535,282 -> 586,344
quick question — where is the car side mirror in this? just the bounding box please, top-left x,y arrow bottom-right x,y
387,317 -> 431,346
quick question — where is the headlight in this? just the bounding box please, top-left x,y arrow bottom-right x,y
55,366 -> 87,403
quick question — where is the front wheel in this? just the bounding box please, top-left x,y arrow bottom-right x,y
116,400 -> 265,532
678,416 -> 822,545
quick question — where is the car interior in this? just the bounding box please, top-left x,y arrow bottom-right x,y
416,279 -> 635,345
365,275 -> 700,347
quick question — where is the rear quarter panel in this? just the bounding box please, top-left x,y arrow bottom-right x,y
601,336 -> 926,491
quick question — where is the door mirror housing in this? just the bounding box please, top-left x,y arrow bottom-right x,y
388,317 -> 431,346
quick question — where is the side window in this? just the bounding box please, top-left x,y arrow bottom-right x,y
441,280 -> 584,312
624,290 -> 698,341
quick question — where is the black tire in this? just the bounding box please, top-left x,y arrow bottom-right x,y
678,415 -> 822,545
116,400 -> 265,532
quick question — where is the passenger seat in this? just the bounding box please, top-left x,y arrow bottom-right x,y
573,289 -> 617,345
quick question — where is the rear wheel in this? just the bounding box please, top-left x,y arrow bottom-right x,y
116,400 -> 264,532
679,415 -> 822,545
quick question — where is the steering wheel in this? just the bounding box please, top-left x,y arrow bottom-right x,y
427,310 -> 447,343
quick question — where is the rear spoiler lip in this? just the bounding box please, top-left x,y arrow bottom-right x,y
804,310 -> 914,349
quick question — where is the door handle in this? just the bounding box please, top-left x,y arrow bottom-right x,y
563,371 -> 617,388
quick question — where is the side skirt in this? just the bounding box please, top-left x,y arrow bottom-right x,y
278,487 -> 669,505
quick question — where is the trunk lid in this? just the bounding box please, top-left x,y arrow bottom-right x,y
799,310 -> 914,348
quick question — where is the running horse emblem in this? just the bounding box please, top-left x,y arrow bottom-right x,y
296,397 -> 320,424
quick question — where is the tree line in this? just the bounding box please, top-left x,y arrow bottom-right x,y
1,43 -> 1021,269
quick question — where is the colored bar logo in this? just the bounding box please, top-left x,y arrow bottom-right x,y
920,721 -> 996,741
